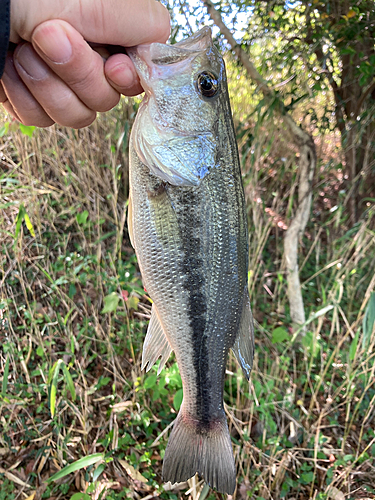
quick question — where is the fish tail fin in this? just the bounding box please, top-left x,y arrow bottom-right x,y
162,408 -> 236,494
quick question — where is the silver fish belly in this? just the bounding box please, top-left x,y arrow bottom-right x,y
127,27 -> 254,495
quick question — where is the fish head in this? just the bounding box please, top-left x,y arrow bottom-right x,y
128,28 -> 229,187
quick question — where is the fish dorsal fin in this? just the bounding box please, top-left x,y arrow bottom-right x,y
231,290 -> 255,380
142,304 -> 172,375
127,192 -> 135,248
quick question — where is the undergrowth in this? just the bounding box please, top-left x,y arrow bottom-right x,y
0,101 -> 374,500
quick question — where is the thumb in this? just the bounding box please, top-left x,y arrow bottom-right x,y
10,0 -> 170,46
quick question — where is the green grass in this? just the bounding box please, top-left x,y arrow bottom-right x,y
1,103 -> 375,500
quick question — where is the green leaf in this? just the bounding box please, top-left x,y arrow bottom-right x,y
0,122 -> 9,137
62,363 -> 76,402
49,359 -> 63,417
70,494 -> 91,500
349,328 -> 360,362
173,388 -> 183,411
92,463 -> 106,482
127,295 -> 139,311
272,327 -> 289,344
362,292 -> 375,349
64,308 -> 75,325
301,471 -> 314,484
289,305 -> 334,343
47,453 -> 104,482
198,483 -> 211,500
48,359 -> 60,384
340,46 -> 356,55
76,210 -> 89,225
14,204 -> 35,240
68,284 -> 77,299
144,374 -> 157,390
36,346 -> 44,357
14,204 -> 26,240
301,331 -> 321,358
359,74 -> 368,86
1,355 -> 10,394
101,292 -> 119,314
19,123 -> 35,137
96,376 -> 111,390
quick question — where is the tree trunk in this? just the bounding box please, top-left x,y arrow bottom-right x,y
308,0 -> 375,221
283,117 -> 316,332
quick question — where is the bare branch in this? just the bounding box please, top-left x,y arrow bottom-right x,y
355,79 -> 375,118
203,0 -> 271,97
202,0 -> 317,332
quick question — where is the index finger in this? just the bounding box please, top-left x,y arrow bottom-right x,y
31,21 -> 121,112
11,0 -> 170,46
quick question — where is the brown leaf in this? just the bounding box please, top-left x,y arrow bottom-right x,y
327,486 -> 345,500
26,460 -> 36,475
118,459 -> 148,484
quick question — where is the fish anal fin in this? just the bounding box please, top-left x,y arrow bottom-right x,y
231,290 -> 255,380
163,407 -> 236,495
142,305 -> 172,375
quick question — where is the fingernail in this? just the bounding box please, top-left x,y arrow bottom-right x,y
15,44 -> 49,80
33,23 -> 72,63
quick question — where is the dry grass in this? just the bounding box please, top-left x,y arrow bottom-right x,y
0,102 -> 375,500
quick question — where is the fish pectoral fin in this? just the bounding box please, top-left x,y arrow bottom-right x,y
127,192 -> 135,248
231,290 -> 255,381
142,304 -> 172,375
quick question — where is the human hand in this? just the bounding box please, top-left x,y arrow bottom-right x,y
0,0 -> 170,128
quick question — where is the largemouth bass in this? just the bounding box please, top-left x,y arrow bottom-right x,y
127,27 -> 254,495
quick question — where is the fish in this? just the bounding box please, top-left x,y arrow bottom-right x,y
127,27 -> 254,495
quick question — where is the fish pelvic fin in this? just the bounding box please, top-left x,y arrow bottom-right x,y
127,192 -> 135,248
142,304 -> 172,375
232,289 -> 255,380
162,409 -> 236,495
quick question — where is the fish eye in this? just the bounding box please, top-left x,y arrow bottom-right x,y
196,71 -> 219,98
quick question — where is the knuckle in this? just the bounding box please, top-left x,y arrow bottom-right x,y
64,57 -> 118,111
67,66 -> 96,91
65,57 -> 101,93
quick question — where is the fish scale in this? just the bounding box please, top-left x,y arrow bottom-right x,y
127,27 -> 254,494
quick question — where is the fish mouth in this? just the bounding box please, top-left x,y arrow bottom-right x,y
127,27 -> 213,93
